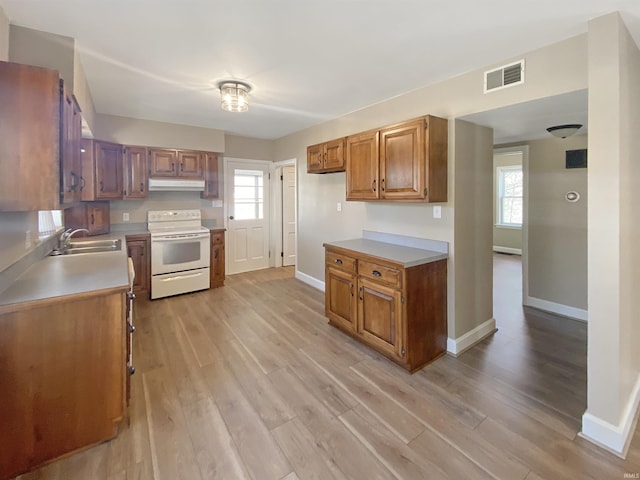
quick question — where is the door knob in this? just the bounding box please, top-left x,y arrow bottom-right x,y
229,215 -> 234,220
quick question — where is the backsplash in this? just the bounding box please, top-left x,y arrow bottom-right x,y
108,191 -> 224,227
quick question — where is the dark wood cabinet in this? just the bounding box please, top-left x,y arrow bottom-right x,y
123,146 -> 148,199
59,85 -> 82,205
0,61 -> 82,211
210,229 -> 225,288
95,141 -> 124,200
201,152 -> 219,199
126,234 -> 150,297
149,148 -> 204,179
63,201 -> 110,236
324,243 -> 447,372
81,139 -> 124,201
346,115 -> 448,202
307,137 -> 346,173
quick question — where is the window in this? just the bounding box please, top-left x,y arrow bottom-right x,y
38,210 -> 63,239
496,165 -> 523,227
233,169 -> 264,220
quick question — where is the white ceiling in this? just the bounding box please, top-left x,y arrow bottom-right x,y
1,1 -> 639,140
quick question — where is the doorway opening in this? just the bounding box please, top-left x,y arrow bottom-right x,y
271,159 -> 296,268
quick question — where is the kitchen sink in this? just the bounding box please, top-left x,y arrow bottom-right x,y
49,238 -> 122,256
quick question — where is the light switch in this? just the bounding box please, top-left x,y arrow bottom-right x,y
337,202 -> 342,212
123,212 -> 130,222
433,205 -> 442,219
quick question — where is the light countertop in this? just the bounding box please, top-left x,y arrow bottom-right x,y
0,233 -> 130,312
323,238 -> 448,267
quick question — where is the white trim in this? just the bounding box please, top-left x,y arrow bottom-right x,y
581,374 -> 640,458
446,317 -> 497,356
493,246 -> 522,255
526,296 -> 588,322
295,269 -> 325,292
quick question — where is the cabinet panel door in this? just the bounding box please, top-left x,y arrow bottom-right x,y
357,277 -> 403,359
86,202 -> 110,235
178,150 -> 203,178
149,149 -> 177,176
59,87 -> 80,205
126,237 -> 150,295
346,131 -> 379,200
307,143 -> 324,173
380,119 -> 424,200
324,138 -> 345,171
123,146 -> 148,199
325,267 -> 357,332
94,141 -> 123,200
210,231 -> 225,287
201,152 -> 219,199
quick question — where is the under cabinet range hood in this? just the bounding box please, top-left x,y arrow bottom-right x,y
148,178 -> 205,192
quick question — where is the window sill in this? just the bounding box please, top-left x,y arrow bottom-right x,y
495,224 -> 522,230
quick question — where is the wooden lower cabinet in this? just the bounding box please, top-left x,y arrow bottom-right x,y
126,234 -> 151,298
0,290 -> 127,479
324,244 -> 447,372
210,229 -> 226,288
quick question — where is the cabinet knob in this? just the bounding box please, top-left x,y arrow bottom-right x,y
140,182 -> 144,192
129,324 -> 136,333
100,181 -> 104,192
359,286 -> 363,301
80,176 -> 86,191
372,179 -> 377,192
90,213 -> 95,225
129,366 -> 136,375
128,291 -> 136,300
381,179 -> 385,192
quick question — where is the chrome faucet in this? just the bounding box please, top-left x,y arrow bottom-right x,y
59,228 -> 89,250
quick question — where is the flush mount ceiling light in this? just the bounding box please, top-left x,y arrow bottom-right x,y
218,81 -> 251,113
546,124 -> 583,138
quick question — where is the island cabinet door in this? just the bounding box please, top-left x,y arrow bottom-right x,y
357,277 -> 403,360
325,267 -> 357,333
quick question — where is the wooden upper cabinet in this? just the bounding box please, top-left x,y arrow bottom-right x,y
346,130 -> 379,200
380,119 -> 423,200
0,62 -> 66,211
346,115 -> 448,202
307,138 -> 346,173
149,148 -> 177,177
149,148 -> 204,179
59,85 -> 82,205
123,146 -> 148,199
95,141 -> 124,200
201,152 -> 219,199
177,150 -> 203,178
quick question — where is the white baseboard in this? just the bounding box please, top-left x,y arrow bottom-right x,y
446,317 -> 497,356
493,246 -> 522,255
295,269 -> 325,292
525,296 -> 588,321
581,374 -> 640,458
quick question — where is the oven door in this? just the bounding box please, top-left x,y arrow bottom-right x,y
151,232 -> 210,275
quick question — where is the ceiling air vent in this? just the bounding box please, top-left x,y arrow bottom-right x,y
484,60 -> 525,93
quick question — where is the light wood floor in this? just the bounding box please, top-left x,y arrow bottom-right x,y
17,262 -> 640,480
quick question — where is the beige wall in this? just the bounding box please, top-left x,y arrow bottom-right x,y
93,113 -> 225,152
586,11 -> 640,440
73,50 -> 96,132
274,34 -> 587,342
527,135 -> 588,310
0,5 -> 8,61
493,149 -> 523,251
224,134 -> 274,161
453,120 -> 494,338
9,25 -> 75,91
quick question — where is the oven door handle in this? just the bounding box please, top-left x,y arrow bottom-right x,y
159,272 -> 206,281
152,233 -> 210,242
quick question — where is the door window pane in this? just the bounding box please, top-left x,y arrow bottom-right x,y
233,169 -> 264,220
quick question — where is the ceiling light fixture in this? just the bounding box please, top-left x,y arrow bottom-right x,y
546,124 -> 583,138
218,81 -> 251,113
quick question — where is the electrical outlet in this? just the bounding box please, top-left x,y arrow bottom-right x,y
123,212 -> 130,222
433,206 -> 442,219
337,202 -> 342,212
25,230 -> 32,250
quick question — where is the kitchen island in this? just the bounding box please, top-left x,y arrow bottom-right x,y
0,235 -> 130,479
324,233 -> 448,372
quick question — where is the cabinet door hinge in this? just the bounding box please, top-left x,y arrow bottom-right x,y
401,296 -> 405,304
280,175 -> 283,181
424,119 -> 428,129
423,188 -> 428,197
280,251 -> 284,257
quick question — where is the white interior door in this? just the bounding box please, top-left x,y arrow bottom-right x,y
225,159 -> 270,275
282,165 -> 296,266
